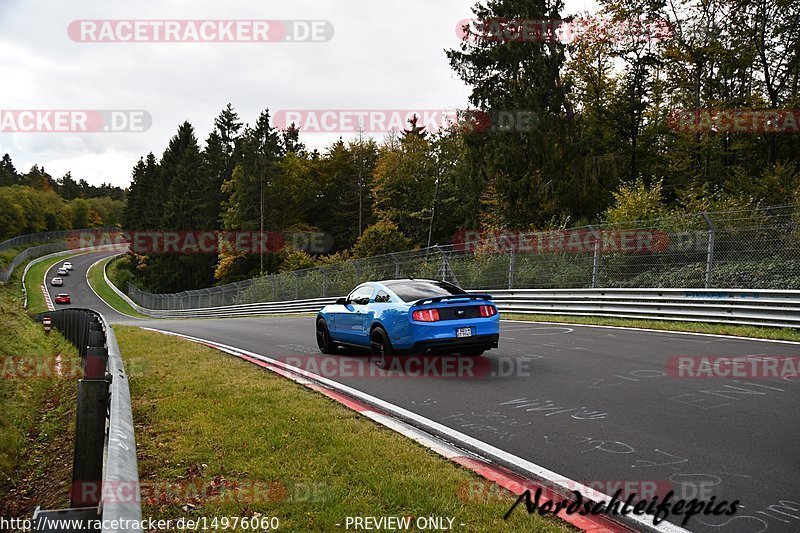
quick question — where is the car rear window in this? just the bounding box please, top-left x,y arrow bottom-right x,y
383,280 -> 467,302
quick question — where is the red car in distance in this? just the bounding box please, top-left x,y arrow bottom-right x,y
54,293 -> 71,304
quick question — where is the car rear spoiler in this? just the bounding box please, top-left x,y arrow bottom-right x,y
413,293 -> 493,306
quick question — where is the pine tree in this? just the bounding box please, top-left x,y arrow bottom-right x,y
446,0 -> 577,228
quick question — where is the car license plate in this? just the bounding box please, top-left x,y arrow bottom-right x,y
456,327 -> 473,338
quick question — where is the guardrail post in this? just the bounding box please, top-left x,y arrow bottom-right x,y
85,325 -> 107,380
71,378 -> 110,507
588,225 -> 601,288
700,212 -> 715,288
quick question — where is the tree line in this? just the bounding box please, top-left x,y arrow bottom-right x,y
120,0 -> 799,293
0,154 -> 125,241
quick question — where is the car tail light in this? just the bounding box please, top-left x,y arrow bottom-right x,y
479,305 -> 496,317
412,309 -> 440,322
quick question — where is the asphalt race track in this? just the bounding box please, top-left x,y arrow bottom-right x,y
46,250 -> 800,533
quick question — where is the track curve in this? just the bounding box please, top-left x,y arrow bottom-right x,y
48,249 -> 800,533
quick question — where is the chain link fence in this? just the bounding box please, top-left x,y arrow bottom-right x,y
0,242 -> 68,283
126,205 -> 800,311
0,227 -> 118,253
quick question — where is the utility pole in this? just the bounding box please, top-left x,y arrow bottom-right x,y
259,157 -> 264,275
355,126 -> 366,237
427,175 -> 440,250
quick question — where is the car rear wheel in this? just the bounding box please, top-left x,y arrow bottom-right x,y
316,319 -> 338,354
370,327 -> 394,368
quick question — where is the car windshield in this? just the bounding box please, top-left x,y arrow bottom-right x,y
382,280 -> 467,303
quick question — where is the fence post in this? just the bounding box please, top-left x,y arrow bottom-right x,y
294,271 -> 300,300
390,253 -> 400,277
321,269 -> 328,297
700,212 -> 715,288
508,248 -> 515,289
588,225 -> 601,288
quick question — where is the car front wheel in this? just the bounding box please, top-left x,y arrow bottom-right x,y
316,319 -> 338,354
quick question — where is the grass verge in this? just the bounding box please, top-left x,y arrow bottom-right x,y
0,284 -> 80,516
503,313 -> 800,342
116,326 -> 571,532
87,256 -> 146,318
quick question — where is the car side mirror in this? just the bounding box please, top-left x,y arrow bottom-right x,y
336,297 -> 348,305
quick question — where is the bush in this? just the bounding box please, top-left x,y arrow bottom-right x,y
351,221 -> 412,258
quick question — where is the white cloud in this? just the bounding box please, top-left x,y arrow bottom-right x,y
0,0 -> 597,187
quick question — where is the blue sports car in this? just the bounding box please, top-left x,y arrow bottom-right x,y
315,279 -> 499,361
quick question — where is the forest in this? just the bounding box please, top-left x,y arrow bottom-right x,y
7,0 -> 800,294
0,154 -> 125,241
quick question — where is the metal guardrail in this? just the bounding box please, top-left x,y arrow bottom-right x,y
114,283 -> 800,329
31,309 -> 142,533
488,288 -> 800,329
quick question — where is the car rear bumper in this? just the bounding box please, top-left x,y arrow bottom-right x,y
405,333 -> 499,355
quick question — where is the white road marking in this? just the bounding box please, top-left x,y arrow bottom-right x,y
142,327 -> 690,533
502,319 -> 800,345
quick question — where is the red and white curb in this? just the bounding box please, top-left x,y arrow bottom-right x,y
141,328 -> 688,533
41,284 -> 55,311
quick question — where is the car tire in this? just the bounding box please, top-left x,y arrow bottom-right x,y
370,327 -> 394,368
460,348 -> 485,357
316,319 -> 338,354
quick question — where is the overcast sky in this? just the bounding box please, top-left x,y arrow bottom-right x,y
0,0 -> 597,188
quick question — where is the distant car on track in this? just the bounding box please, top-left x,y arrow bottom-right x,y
63,261 -> 73,271
316,279 -> 499,362
57,267 -> 69,276
50,277 -> 63,286
54,293 -> 71,304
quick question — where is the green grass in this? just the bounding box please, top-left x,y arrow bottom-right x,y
503,313 -> 800,342
0,283 -> 80,514
117,326 -> 571,532
87,256 -> 146,318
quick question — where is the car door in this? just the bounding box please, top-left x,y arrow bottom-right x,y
336,285 -> 374,346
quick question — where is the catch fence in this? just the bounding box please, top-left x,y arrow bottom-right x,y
126,205 -> 800,311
